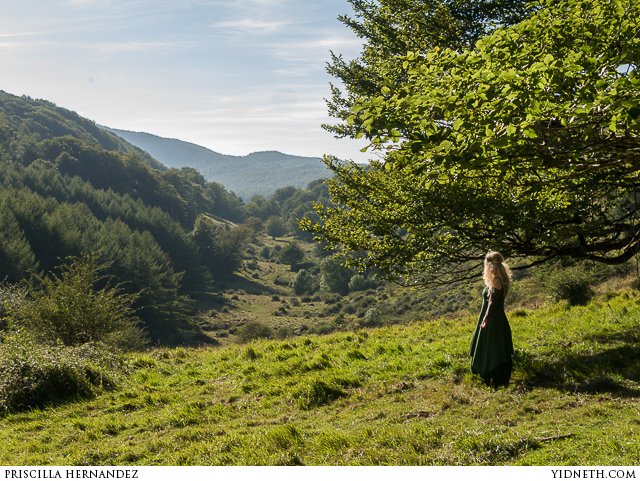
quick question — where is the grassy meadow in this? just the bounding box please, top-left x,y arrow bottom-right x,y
1,283 -> 639,465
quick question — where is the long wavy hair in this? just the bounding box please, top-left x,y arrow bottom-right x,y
483,251 -> 513,296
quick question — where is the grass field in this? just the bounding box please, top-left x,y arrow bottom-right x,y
1,286 -> 639,465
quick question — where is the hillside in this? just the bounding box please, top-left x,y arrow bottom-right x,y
0,90 -> 246,342
0,284 -> 638,465
110,129 -> 332,199
0,92 -> 164,171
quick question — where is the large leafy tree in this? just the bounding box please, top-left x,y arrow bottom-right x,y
306,0 -> 640,285
325,0 -> 530,139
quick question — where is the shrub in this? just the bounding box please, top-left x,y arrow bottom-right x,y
9,254 -> 147,351
279,242 -> 305,269
237,321 -> 273,343
274,326 -> 293,340
363,307 -> 383,326
320,258 -> 354,295
544,263 -> 595,306
245,259 -> 258,271
348,274 -> 369,292
0,283 -> 27,333
312,320 -> 338,335
292,269 -> 318,295
266,217 -> 287,239
0,335 -> 120,414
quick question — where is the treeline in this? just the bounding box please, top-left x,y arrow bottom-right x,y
242,180 -> 329,242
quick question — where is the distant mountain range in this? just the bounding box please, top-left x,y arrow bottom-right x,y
109,129 -> 332,200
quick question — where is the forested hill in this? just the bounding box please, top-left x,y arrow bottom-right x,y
0,90 -> 247,343
0,92 -> 164,171
110,128 -> 332,199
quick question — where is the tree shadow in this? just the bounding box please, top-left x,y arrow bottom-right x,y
219,274 -> 279,295
513,327 -> 640,397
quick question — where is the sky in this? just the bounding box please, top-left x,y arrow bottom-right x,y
0,0 -> 370,161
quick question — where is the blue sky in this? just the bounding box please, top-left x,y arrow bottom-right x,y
0,0 -> 369,160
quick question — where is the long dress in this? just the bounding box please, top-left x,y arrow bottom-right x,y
470,286 -> 514,387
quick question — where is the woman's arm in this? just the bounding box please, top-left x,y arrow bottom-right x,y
480,287 -> 499,328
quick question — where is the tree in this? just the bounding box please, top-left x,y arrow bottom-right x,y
192,214 -> 249,278
320,258 -> 354,295
279,242 -> 305,270
0,205 -> 37,283
325,0 -> 530,140
266,216 -> 287,240
305,0 -> 640,286
292,269 -> 318,295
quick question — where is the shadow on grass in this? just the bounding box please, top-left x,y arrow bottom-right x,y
514,327 -> 640,397
218,274 -> 279,296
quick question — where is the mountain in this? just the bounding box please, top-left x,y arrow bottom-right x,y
109,128 -> 332,200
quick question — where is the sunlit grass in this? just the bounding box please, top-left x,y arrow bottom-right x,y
1,290 -> 639,465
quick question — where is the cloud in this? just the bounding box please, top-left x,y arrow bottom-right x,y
91,41 -> 187,54
0,31 -> 44,38
213,18 -> 289,34
65,0 -> 103,6
263,34 -> 362,75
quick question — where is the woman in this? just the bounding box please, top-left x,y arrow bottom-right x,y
470,251 -> 514,388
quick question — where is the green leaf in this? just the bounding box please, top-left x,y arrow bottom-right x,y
453,119 -> 464,131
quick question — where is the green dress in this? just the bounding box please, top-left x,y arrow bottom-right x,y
470,286 -> 514,387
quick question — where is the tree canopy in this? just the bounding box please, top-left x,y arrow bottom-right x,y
306,0 -> 640,285
325,0 -> 530,139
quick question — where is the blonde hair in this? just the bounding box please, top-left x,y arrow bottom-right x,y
483,251 -> 512,296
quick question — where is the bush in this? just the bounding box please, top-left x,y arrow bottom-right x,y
274,326 -> 293,339
363,307 -> 383,326
0,283 -> 27,333
266,217 -> 287,239
348,274 -> 369,292
0,335 -> 120,414
9,254 -> 147,351
279,242 -> 305,269
237,321 -> 273,343
320,258 -> 354,295
292,269 -> 318,295
545,263 -> 595,306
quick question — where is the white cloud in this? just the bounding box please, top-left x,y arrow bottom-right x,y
0,31 -> 43,38
270,35 -> 363,62
65,0 -> 104,6
90,41 -> 186,54
213,18 -> 289,34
